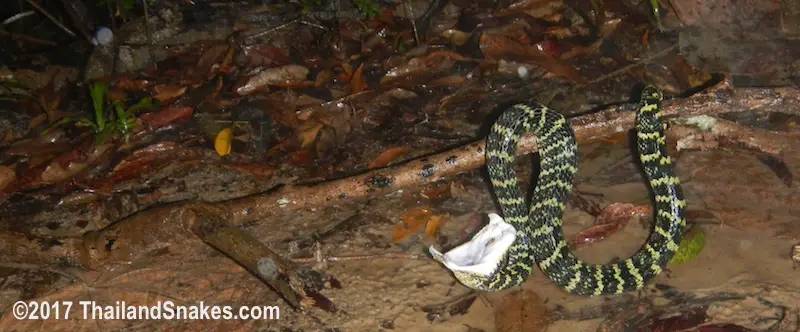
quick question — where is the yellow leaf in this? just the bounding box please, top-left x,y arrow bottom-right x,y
214,127 -> 232,156
424,213 -> 448,241
368,146 -> 410,168
392,206 -> 432,243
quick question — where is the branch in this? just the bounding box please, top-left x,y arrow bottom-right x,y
223,78 -> 800,223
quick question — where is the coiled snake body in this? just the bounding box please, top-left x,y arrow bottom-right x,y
430,86 -> 687,295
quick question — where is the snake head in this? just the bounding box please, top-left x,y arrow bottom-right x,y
429,213 -> 517,291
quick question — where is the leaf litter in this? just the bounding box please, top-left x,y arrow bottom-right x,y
0,0 -> 799,331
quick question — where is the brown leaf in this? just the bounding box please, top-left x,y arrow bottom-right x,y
140,107 -> 193,127
235,64 -> 310,95
572,223 -> 626,246
114,77 -> 150,91
109,142 -> 190,184
263,91 -> 300,128
422,182 -> 453,201
106,87 -> 128,103
243,45 -> 292,68
0,166 -> 16,192
495,289 -> 551,332
289,150 -> 314,165
40,143 -> 114,184
441,29 -> 472,46
151,84 -> 187,103
572,203 -> 640,246
392,206 -> 432,243
350,64 -> 367,93
428,75 -> 466,86
5,128 -> 71,157
314,69 -> 333,87
368,146 -> 410,168
298,121 -> 325,148
194,44 -> 233,78
380,54 -> 455,85
479,34 -> 586,84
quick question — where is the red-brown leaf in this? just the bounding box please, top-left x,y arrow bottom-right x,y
368,146 -> 410,168
140,107 -> 193,127
572,203 -> 640,246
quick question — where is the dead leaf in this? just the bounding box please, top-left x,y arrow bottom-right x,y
0,166 -> 16,192
572,223 -> 626,246
114,77 -> 150,91
289,150 -> 314,165
5,128 -> 71,157
368,146 -> 410,168
392,206 -> 432,243
151,84 -> 187,103
441,29 -> 472,46
106,87 -> 128,103
495,289 -> 551,332
140,107 -> 193,127
339,62 -> 354,82
263,91 -> 300,128
243,45 -> 292,68
426,50 -> 470,61
215,127 -> 233,156
572,203 -> 641,246
381,54 -> 456,85
422,182 -> 452,201
350,64 -> 367,93
314,69 -> 333,87
103,141 -> 195,188
235,64 -> 310,95
479,34 -> 586,84
424,213 -> 449,242
40,143 -> 114,184
298,121 -> 325,148
194,44 -> 232,78
428,75 -> 466,86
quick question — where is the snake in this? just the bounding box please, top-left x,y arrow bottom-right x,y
429,86 -> 687,295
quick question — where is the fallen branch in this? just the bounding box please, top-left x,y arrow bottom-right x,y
671,115 -> 799,156
187,204 -> 332,311
223,78 -> 800,224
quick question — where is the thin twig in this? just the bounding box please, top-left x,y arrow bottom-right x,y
245,16 -> 303,41
0,30 -> 57,46
25,0 -> 76,37
588,44 -> 678,85
142,0 -> 157,70
3,10 -> 35,25
291,252 -> 430,263
403,0 -> 420,45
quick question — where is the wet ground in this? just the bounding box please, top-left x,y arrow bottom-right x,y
1,1 -> 800,331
